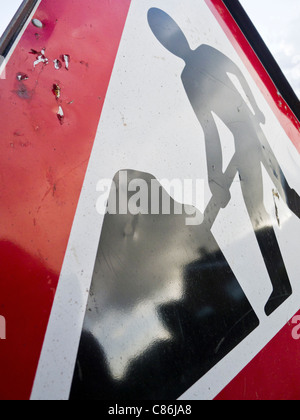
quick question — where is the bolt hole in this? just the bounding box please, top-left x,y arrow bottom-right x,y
32,18 -> 43,29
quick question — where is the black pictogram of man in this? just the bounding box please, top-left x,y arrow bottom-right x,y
148,8 -> 300,316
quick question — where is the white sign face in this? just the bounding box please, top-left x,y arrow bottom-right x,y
32,0 -> 300,400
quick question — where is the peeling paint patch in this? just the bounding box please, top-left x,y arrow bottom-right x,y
53,59 -> 62,70
30,48 -> 49,68
16,72 -> 29,81
61,54 -> 70,70
57,106 -> 64,125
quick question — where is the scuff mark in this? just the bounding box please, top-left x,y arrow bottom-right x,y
29,49 -> 40,55
15,82 -> 31,99
80,60 -> 89,68
14,130 -> 24,137
214,337 -> 225,354
273,189 -> 281,227
20,141 -> 31,148
36,158 -> 89,217
120,111 -> 127,127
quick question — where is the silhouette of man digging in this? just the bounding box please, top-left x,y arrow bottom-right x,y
148,8 -> 300,316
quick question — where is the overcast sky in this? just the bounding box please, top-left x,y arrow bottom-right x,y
240,0 -> 300,98
0,1 -> 23,37
0,0 -> 299,98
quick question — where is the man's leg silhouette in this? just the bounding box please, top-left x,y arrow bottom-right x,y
239,162 -> 292,316
258,128 -> 300,219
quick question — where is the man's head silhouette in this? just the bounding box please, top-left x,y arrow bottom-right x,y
148,8 -> 192,61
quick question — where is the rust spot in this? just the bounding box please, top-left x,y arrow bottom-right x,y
273,189 -> 280,200
52,83 -> 61,99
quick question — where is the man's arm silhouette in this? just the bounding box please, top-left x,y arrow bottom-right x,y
198,111 -> 232,208
215,48 -> 265,124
